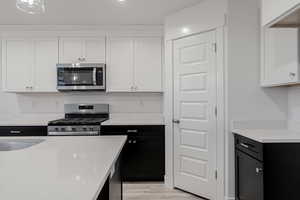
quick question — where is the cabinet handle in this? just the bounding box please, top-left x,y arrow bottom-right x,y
127,130 -> 138,133
10,130 -> 21,134
256,168 -> 263,174
289,72 -> 296,79
240,143 -> 249,149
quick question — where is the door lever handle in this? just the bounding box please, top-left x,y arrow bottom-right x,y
173,119 -> 180,124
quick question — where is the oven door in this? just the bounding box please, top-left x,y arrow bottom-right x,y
57,64 -> 105,91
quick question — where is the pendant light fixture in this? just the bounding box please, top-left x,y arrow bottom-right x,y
16,0 -> 45,14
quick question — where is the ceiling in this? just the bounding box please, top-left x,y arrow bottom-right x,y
0,0 -> 200,25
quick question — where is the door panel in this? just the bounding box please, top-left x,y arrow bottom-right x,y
84,38 -> 106,63
134,37 -> 162,92
5,39 -> 33,91
107,37 -> 134,92
264,28 -> 299,85
173,31 -> 217,199
235,150 -> 264,200
34,38 -> 58,92
59,38 -> 83,63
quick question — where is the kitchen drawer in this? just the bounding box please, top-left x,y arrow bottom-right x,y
0,126 -> 47,136
234,134 -> 263,161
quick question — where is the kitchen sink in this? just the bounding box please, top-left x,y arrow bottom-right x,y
0,139 -> 45,151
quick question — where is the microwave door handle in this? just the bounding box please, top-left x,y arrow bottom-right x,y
93,68 -> 97,85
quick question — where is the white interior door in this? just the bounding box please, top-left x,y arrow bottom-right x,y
173,31 -> 217,200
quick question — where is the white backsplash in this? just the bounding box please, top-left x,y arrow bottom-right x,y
0,92 -> 163,124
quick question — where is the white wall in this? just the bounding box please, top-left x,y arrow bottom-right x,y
288,86 -> 300,130
165,0 -> 226,40
226,0 -> 288,198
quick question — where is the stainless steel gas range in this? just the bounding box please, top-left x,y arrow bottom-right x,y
48,104 -> 109,136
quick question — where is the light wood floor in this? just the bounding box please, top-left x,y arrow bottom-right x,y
123,183 -> 205,200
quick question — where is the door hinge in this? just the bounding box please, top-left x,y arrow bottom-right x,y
213,43 -> 217,53
215,106 -> 217,117
215,170 -> 218,180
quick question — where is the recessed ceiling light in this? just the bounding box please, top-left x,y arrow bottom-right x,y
181,27 -> 190,34
16,0 -> 45,14
117,0 -> 126,4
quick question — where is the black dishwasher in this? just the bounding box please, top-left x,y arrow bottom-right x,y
235,134 -> 264,200
101,125 -> 165,181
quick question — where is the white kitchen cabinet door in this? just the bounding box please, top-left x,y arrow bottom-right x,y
107,37 -> 134,92
134,37 -> 162,92
2,39 -> 33,92
83,38 -> 106,63
262,28 -> 300,87
33,38 -> 59,92
262,0 -> 300,26
59,37 -> 105,63
59,38 -> 83,63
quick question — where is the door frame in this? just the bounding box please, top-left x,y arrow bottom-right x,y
164,27 -> 225,200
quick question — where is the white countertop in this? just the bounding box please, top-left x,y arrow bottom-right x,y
233,129 -> 300,143
0,136 -> 127,200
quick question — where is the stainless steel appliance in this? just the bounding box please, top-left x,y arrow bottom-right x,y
48,104 -> 109,136
57,63 -> 106,91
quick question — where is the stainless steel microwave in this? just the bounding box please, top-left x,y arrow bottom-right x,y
57,63 -> 106,91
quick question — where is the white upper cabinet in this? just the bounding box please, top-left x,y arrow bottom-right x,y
261,28 -> 300,86
107,37 -> 163,92
59,37 -> 105,63
107,37 -> 134,92
3,39 -> 33,92
262,0 -> 300,26
134,38 -> 162,92
2,38 -> 59,92
84,38 -> 106,63
34,39 -> 59,92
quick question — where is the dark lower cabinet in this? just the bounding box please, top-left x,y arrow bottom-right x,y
0,126 -> 47,136
235,150 -> 263,200
101,125 -> 165,181
97,156 -> 122,200
235,133 -> 300,200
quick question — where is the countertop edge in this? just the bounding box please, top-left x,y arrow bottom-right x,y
92,135 -> 127,200
232,129 -> 300,143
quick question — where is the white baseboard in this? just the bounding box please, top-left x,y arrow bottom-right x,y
225,197 -> 235,200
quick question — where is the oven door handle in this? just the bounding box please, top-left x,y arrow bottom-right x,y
93,68 -> 97,85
